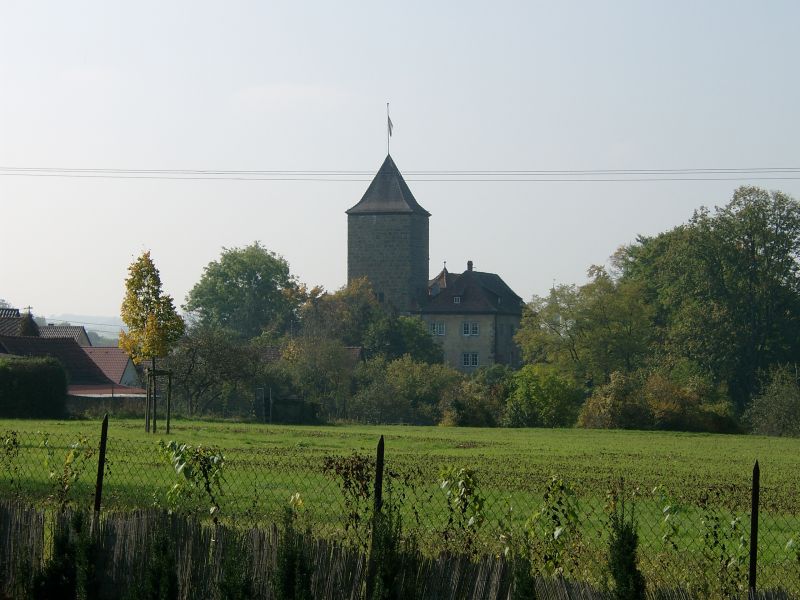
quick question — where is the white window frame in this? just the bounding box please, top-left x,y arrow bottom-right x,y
462,321 -> 470,336
470,322 -> 479,336
453,296 -> 461,304
436,322 -> 446,336
471,352 -> 479,367
462,352 -> 470,367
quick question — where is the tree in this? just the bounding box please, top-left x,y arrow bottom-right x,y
163,325 -> 255,416
619,187 -> 800,410
120,251 -> 185,365
185,242 -> 301,339
120,251 -> 185,431
515,268 -> 653,387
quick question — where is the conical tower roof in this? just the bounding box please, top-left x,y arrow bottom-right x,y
346,155 -> 430,216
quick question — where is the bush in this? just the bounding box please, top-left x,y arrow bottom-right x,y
578,372 -> 651,429
503,365 -> 583,427
745,365 -> 800,436
0,357 -> 67,418
606,483 -> 645,599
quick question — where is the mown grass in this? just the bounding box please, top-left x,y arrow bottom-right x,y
1,417 -> 799,592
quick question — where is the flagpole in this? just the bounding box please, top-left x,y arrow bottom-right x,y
387,102 -> 390,155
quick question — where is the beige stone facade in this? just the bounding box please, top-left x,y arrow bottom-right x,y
421,312 -> 521,373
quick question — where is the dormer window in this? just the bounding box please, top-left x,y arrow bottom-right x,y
453,296 -> 461,304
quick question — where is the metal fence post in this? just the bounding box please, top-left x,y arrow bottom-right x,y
749,460 -> 760,597
365,435 -> 385,598
94,414 -> 109,514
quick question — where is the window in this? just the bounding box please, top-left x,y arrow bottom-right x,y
429,322 -> 437,335
462,353 -> 471,367
471,353 -> 479,367
436,322 -> 446,336
453,296 -> 461,304
462,321 -> 479,336
462,352 -> 479,367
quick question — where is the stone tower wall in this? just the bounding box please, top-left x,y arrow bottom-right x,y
348,213 -> 429,312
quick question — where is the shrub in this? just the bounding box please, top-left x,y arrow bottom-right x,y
0,357 -> 66,418
503,365 -> 583,427
578,372 -> 651,429
606,483 -> 645,599
745,365 -> 800,436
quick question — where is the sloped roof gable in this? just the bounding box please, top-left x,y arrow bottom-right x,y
346,155 -> 430,216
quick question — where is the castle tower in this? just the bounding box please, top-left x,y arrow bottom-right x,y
346,155 -> 430,313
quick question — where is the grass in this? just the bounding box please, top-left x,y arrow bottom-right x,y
1,417 -> 799,592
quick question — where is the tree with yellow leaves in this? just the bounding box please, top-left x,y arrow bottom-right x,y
120,251 -> 185,431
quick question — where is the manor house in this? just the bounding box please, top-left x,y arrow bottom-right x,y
346,155 -> 522,371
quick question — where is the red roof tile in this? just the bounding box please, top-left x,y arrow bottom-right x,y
83,347 -> 134,384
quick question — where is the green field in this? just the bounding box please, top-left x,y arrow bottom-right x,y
1,418 -> 799,593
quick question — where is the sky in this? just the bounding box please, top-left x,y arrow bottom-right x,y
1,1 -> 799,329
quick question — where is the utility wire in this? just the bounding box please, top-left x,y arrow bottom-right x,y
1,165 -> 799,183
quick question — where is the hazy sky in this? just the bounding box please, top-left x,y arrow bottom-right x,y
2,1 -> 799,327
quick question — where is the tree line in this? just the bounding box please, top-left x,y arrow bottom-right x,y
127,186 -> 800,434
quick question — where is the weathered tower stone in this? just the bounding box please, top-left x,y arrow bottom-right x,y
346,155 -> 430,313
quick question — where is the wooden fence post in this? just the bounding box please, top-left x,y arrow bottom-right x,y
145,370 -> 151,433
749,460 -> 760,598
166,372 -> 172,434
365,435 -> 385,598
94,414 -> 109,514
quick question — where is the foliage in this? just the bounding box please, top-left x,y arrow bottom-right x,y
185,242 -> 301,339
281,336 -> 354,419
515,269 -> 653,388
606,482 -> 645,599
299,277 -> 380,346
745,365 -> 800,436
363,314 -> 443,364
523,476 -> 582,578
322,452 -> 373,544
135,519 -> 178,600
439,466 -> 485,555
33,511 -> 98,600
42,433 -> 96,510
120,251 -> 185,365
0,357 -> 66,418
619,187 -> 800,411
577,372 -> 651,430
439,377 -> 501,427
368,499 -> 422,600
159,440 -> 225,521
697,492 -> 748,598
271,506 -> 313,600
350,355 -> 461,424
503,364 -> 583,427
163,324 -> 256,416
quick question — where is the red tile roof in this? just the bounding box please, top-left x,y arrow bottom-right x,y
422,268 -> 523,316
83,347 -> 134,384
0,336 -> 111,385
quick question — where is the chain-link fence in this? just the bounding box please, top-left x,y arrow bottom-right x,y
0,424 -> 798,597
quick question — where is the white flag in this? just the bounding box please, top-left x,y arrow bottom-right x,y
387,115 -> 393,137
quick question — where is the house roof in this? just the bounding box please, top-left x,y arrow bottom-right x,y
421,263 -> 523,316
83,347 -> 134,384
39,325 -> 91,346
346,155 -> 430,217
0,315 -> 39,337
0,308 -> 20,318
0,336 -> 112,385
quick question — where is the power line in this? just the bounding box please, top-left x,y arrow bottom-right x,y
0,165 -> 799,183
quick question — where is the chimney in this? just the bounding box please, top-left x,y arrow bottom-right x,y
467,260 -> 473,272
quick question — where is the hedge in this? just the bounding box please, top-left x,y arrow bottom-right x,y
0,356 -> 67,418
